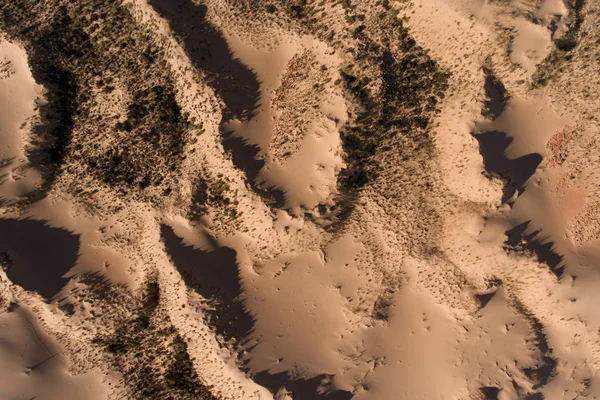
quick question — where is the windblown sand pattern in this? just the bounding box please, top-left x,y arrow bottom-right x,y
0,0 -> 599,399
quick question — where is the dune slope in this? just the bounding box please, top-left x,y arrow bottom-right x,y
1,0 -> 599,399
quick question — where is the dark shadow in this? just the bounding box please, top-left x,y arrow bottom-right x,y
505,222 -> 565,277
474,131 -> 543,203
0,5 -> 87,204
20,83 -> 70,204
525,392 -> 545,400
221,134 -> 263,184
323,188 -> 361,232
475,291 -> 497,310
253,371 -> 353,400
482,67 -> 510,121
221,133 -> 286,208
160,224 -> 253,343
480,386 -> 500,400
0,218 -> 79,300
503,229 -> 559,386
525,355 -> 557,389
475,69 -> 542,203
148,0 -> 286,208
147,0 -> 259,120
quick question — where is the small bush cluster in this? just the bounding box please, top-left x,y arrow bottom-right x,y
0,0 -> 196,197
93,281 -> 218,400
531,0 -> 587,87
93,84 -> 191,190
338,14 -> 449,190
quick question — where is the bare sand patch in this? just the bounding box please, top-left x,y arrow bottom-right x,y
0,38 -> 42,202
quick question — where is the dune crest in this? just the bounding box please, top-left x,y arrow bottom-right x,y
1,0 -> 600,399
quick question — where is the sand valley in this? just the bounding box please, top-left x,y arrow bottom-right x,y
0,0 -> 599,399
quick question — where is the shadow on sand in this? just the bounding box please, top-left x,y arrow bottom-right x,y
147,0 -> 259,120
505,221 -> 565,277
160,224 -> 353,399
0,218 -> 79,300
148,0 -> 284,207
160,224 -> 253,342
474,131 -> 542,204
253,371 -> 353,400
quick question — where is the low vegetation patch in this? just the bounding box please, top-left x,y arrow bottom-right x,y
531,0 -> 587,88
93,281 -> 219,400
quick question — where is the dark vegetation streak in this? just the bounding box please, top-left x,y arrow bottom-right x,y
93,281 -> 218,400
275,1 -> 450,229
331,16 -> 449,226
95,84 -> 191,190
0,3 -> 85,196
0,0 -> 192,197
532,0 -> 587,88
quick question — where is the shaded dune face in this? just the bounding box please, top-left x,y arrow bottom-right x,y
474,131 -> 543,203
474,125 -> 565,277
147,0 -> 259,120
0,218 -> 79,300
149,0 -> 284,206
160,224 -> 253,343
475,72 -> 566,277
506,221 -> 565,276
253,371 -> 353,400
481,67 -> 510,121
476,69 -> 542,203
161,225 -> 354,399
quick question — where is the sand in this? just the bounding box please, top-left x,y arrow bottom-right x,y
1,0 -> 600,399
0,304 -> 108,400
0,37 -> 42,203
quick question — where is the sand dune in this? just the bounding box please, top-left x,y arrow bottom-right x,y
0,38 -> 42,203
0,0 -> 599,399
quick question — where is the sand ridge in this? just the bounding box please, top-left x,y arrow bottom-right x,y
0,0 -> 599,399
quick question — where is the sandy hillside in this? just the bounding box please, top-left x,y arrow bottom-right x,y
0,0 -> 599,399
